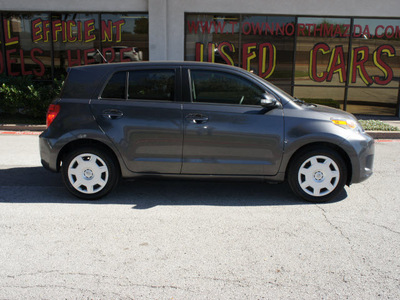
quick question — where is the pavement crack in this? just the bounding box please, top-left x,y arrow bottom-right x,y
315,204 -> 351,243
363,183 -> 380,204
0,284 -> 98,295
186,276 -> 250,288
4,271 -> 192,293
364,221 -> 400,235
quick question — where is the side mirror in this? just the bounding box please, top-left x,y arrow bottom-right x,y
260,93 -> 278,108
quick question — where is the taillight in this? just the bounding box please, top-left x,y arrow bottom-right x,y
46,104 -> 60,128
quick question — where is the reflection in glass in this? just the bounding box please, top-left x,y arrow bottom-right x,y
101,14 -> 148,63
51,13 -> 149,76
185,14 -> 240,66
294,86 -> 345,109
295,17 -> 351,86
185,14 -> 400,115
0,12 -> 149,81
350,18 -> 400,88
241,15 -> 295,85
3,13 -> 52,79
52,13 -> 100,76
347,88 -> 398,115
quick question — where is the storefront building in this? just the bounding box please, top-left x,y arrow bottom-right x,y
1,0 -> 399,116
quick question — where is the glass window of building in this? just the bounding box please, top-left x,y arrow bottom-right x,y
241,15 -> 295,89
294,17 -> 351,87
0,12 -> 149,80
2,13 -> 52,79
347,18 -> 400,115
101,13 -> 148,63
51,13 -> 101,77
185,14 -> 400,116
293,17 -> 351,110
185,14 -> 241,66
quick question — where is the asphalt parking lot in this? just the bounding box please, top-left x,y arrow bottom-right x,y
0,134 -> 399,299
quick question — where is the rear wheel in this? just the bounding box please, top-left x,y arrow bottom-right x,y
288,147 -> 347,203
62,147 -> 119,200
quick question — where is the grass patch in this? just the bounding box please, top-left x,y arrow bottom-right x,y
358,119 -> 399,131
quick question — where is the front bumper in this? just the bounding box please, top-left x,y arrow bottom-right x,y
341,131 -> 374,184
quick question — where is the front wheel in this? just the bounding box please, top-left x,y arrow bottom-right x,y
288,147 -> 347,203
62,147 -> 119,200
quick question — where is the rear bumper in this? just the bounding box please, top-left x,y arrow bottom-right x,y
39,133 -> 60,172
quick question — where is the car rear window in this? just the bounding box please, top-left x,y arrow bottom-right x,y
62,67 -> 106,99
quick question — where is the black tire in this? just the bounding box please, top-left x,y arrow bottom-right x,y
61,147 -> 120,200
288,147 -> 347,203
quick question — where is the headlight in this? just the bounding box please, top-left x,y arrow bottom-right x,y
331,118 -> 364,132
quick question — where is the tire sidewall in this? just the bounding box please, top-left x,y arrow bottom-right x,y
288,147 -> 347,203
61,147 -> 119,200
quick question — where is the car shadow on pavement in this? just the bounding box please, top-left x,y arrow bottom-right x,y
0,166 -> 348,208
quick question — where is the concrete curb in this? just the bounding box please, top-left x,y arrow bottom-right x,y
365,130 -> 400,140
1,124 -> 400,139
0,124 -> 46,131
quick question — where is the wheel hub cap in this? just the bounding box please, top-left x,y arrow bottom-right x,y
67,153 -> 109,194
298,155 -> 340,197
84,169 -> 94,179
314,171 -> 324,181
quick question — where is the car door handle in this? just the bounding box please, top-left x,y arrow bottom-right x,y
102,109 -> 123,120
185,113 -> 209,124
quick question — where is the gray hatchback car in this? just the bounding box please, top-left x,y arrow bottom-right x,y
39,61 -> 374,202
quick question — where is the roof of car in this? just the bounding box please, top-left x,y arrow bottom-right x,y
69,61 -> 245,72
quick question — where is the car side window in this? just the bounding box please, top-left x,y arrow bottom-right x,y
128,70 -> 175,101
190,70 -> 264,105
101,71 -> 127,99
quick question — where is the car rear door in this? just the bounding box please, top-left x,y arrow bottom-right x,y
181,67 -> 284,176
90,66 -> 183,174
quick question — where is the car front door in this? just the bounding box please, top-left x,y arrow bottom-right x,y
181,68 -> 284,176
90,67 -> 183,174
